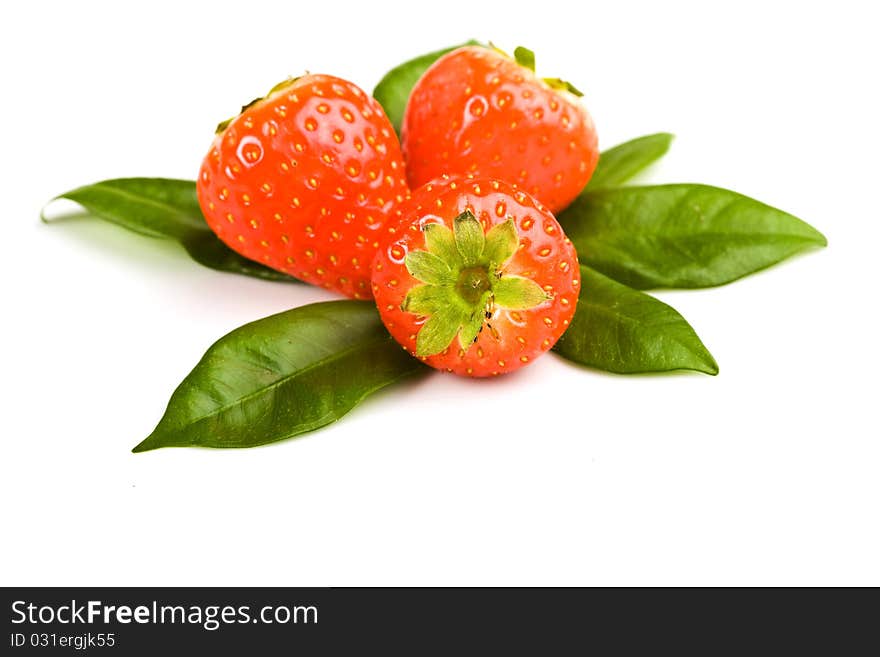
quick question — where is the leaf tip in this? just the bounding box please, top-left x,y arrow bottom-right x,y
787,211 -> 827,248
132,435 -> 159,453
39,196 -> 65,224
698,350 -> 720,376
657,132 -> 675,150
792,218 -> 828,248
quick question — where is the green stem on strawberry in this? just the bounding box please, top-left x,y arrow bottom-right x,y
401,210 -> 550,357
541,77 -> 583,97
214,76 -> 302,134
512,45 -> 583,97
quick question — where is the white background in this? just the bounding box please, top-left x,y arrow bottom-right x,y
2,0 -> 878,586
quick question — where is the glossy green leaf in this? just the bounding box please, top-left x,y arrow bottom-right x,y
43,177 -> 206,240
373,40 -> 481,135
586,133 -> 674,190
43,177 -> 296,283
133,301 -> 424,451
553,266 -> 718,375
560,184 -> 827,289
180,232 -> 296,282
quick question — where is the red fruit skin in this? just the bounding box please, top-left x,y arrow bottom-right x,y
372,177 -> 579,377
197,74 -> 409,299
402,46 -> 599,214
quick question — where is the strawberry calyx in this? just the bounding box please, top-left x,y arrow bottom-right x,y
214,76 -> 302,134
401,210 -> 550,357
512,45 -> 584,98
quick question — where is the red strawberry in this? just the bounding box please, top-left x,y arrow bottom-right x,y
371,176 -> 579,377
402,46 -> 599,214
197,74 -> 409,299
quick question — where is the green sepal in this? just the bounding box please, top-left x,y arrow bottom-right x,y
543,77 -> 583,97
405,250 -> 454,286
401,284 -> 456,315
513,46 -> 536,71
493,276 -> 550,309
215,77 -> 302,135
512,46 -> 583,97
482,219 -> 518,268
267,76 -> 300,95
454,211 -> 485,265
216,97 -> 262,133
424,223 -> 462,268
416,305 -> 466,357
488,41 -> 510,58
458,292 -> 491,349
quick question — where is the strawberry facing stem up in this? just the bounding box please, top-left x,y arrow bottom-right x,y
372,176 -> 579,377
402,210 -> 550,357
402,45 -> 599,214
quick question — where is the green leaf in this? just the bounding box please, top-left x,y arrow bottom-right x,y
373,40 -> 481,135
453,211 -> 485,265
43,177 -> 297,283
405,250 -> 454,285
493,276 -> 549,309
180,232 -> 295,282
559,184 -> 827,289
586,133 -> 674,190
133,301 -> 424,451
43,177 -> 207,240
553,266 -> 718,375
482,219 -> 518,267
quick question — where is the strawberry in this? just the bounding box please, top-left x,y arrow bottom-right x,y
197,74 -> 409,299
401,46 -> 599,214
371,176 -> 579,377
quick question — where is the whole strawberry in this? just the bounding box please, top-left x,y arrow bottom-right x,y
401,46 -> 599,214
372,176 -> 579,377
197,74 -> 408,299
